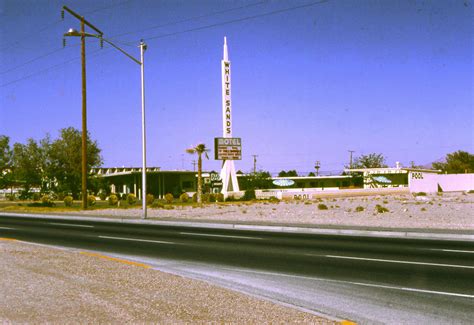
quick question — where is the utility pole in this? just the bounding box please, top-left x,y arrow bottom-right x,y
252,154 -> 258,174
315,161 -> 320,176
62,6 -> 103,210
62,6 -> 147,218
192,160 -> 197,171
348,150 -> 355,169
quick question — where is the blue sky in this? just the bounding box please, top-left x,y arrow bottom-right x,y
1,0 -> 472,175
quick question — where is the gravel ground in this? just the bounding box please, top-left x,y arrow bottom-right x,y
0,239 -> 336,323
78,192 -> 474,230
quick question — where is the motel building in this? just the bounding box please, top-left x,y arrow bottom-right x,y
92,167 -> 197,199
91,164 -> 472,201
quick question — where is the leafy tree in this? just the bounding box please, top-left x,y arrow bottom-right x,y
432,150 -> 474,174
240,170 -> 272,190
11,138 -> 46,197
0,136 -> 13,189
308,172 -> 316,177
186,143 -> 209,204
351,153 -> 387,168
278,170 -> 298,177
47,127 -> 102,198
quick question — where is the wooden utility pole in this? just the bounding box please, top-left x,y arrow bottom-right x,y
62,6 -> 103,209
80,17 -> 88,209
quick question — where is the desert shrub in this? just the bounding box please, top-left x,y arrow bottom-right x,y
375,204 -> 389,213
108,194 -> 119,206
225,195 -> 237,202
56,192 -> 66,201
41,195 -> 52,205
414,192 -> 427,196
209,193 -> 216,202
269,196 -> 280,203
355,206 -> 365,212
468,190 -> 474,194
32,192 -> 41,201
421,207 -> 427,211
317,203 -> 328,210
215,193 -> 224,202
164,193 -> 174,204
146,194 -> 155,205
242,189 -> 256,201
30,195 -> 55,207
192,193 -> 198,202
179,193 -> 189,203
151,201 -> 165,209
201,193 -> 210,203
127,193 -> 137,205
99,192 -> 107,201
88,195 -> 96,206
164,205 -> 175,210
304,201 -> 312,205
64,196 -> 73,207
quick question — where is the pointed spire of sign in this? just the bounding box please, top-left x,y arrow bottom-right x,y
223,36 -> 229,61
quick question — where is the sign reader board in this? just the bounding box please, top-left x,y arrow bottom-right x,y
214,137 -> 242,160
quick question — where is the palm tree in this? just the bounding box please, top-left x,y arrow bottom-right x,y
186,143 -> 210,203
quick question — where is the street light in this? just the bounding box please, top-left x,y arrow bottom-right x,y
63,6 -> 148,219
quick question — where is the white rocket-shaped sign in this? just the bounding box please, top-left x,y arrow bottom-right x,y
220,37 -> 240,193
222,37 -> 232,137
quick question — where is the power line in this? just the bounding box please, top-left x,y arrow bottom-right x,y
0,48 -> 106,88
0,47 -> 67,75
1,0 -> 330,88
0,1 -> 131,52
109,0 -> 267,40
82,0 -> 132,15
137,0 -> 330,44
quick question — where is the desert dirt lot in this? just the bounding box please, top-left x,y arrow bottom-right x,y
0,238 -> 336,323
77,192 -> 474,230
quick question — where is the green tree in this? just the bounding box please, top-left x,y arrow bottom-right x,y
186,143 -> 209,204
351,153 -> 387,168
308,172 -> 316,176
0,136 -> 13,190
241,170 -> 272,190
278,170 -> 298,177
11,138 -> 46,197
47,127 -> 102,198
432,150 -> 474,174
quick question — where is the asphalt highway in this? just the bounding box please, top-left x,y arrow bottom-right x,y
1,214 -> 473,324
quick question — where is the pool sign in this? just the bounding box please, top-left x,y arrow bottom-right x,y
214,137 -> 242,160
273,179 -> 295,187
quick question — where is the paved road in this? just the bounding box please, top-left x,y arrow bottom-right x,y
1,214 -> 473,324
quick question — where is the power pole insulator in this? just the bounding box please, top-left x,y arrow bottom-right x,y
62,38 -> 66,48
61,10 -> 64,20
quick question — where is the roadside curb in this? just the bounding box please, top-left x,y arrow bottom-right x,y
2,212 -> 473,242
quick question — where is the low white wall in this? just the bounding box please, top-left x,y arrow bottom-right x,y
256,187 -> 408,200
409,172 -> 474,193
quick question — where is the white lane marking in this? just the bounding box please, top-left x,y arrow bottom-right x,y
429,249 -> 474,254
216,267 -> 474,299
180,232 -> 263,240
49,222 -> 94,228
0,226 -> 14,230
309,254 -> 474,270
98,235 -> 175,245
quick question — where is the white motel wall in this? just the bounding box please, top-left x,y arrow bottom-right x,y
408,172 -> 474,193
